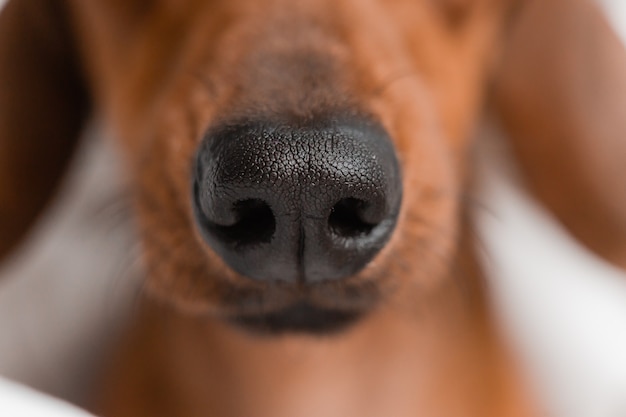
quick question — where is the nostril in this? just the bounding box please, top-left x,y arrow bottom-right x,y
208,199 -> 276,247
328,198 -> 377,238
194,116 -> 401,283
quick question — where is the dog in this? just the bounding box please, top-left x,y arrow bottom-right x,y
1,0 -> 625,416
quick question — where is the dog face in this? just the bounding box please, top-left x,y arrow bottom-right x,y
74,0 -> 510,333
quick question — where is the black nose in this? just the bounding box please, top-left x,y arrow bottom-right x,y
192,117 -> 402,283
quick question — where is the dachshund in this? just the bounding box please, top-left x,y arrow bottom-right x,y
0,0 -> 625,416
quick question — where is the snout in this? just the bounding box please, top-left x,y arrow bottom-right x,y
193,116 -> 402,284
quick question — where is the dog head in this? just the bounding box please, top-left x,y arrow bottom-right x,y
0,0 -> 520,334
80,0 -> 509,334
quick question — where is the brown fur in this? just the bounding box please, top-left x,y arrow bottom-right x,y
0,0 -> 624,416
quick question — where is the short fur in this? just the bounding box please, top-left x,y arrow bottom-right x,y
0,0 -> 625,416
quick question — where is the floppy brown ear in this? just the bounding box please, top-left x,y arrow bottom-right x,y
0,0 -> 89,262
492,0 -> 626,268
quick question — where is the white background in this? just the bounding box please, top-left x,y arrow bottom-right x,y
0,0 -> 625,416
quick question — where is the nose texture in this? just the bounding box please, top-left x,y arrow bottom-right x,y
193,117 -> 402,283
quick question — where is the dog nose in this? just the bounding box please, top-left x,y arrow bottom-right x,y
193,117 -> 402,283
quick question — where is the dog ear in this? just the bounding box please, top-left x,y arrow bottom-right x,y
0,0 -> 90,263
492,0 -> 626,268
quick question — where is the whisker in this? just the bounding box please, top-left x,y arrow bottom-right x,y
369,70 -> 420,98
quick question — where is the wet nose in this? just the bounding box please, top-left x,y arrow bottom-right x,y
192,117 -> 402,283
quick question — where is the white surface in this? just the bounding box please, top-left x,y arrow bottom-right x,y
599,0 -> 626,44
0,133 -> 140,404
0,377 -> 95,417
476,124 -> 626,417
0,1 -> 625,417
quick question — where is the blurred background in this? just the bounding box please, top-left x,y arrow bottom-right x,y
0,0 -> 625,416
